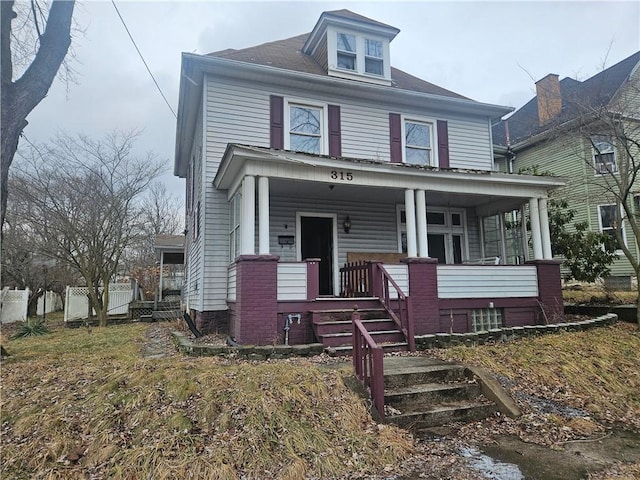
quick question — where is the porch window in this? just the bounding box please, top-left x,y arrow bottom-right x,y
598,204 -> 625,251
229,194 -> 241,262
398,207 -> 466,263
288,104 -> 323,154
593,139 -> 617,174
471,308 -> 503,332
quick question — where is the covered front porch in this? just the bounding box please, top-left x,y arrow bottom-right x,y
216,144 -> 565,346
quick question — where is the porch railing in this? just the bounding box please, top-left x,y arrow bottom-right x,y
340,261 -> 372,297
377,264 -> 415,352
352,310 -> 385,418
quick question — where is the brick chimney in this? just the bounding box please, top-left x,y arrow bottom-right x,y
535,74 -> 562,125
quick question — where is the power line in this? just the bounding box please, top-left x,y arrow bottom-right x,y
111,0 -> 177,119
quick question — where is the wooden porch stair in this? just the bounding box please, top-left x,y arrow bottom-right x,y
311,307 -> 409,355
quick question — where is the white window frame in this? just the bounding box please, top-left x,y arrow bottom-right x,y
598,203 -> 626,252
401,116 -> 439,167
284,98 -> 328,155
396,205 -> 468,263
592,139 -> 617,175
336,32 -> 357,71
327,26 -> 391,83
229,193 -> 241,263
364,38 -> 384,76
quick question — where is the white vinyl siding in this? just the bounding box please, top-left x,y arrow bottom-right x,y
382,264 -> 409,297
277,263 -> 308,300
437,265 -> 539,299
227,264 -> 237,301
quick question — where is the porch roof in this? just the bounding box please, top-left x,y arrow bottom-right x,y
215,144 -> 566,215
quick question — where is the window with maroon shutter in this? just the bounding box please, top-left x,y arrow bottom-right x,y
389,113 -> 402,163
270,95 -> 284,149
437,120 -> 450,168
328,104 -> 341,157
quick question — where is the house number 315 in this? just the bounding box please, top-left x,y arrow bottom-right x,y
330,170 -> 353,181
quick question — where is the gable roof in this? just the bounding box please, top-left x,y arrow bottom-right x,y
493,51 -> 640,147
208,32 -> 468,100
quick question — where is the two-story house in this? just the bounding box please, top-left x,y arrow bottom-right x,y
493,52 -> 640,288
174,10 -> 565,348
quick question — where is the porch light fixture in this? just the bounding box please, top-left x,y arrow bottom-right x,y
343,215 -> 352,234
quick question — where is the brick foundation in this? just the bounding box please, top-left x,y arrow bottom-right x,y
192,309 -> 229,335
401,257 -> 440,335
528,259 -> 563,322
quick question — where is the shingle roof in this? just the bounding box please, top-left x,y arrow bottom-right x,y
493,51 -> 640,146
322,9 -> 399,31
208,33 -> 468,100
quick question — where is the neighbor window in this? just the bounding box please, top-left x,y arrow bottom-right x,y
593,140 -> 617,174
599,204 -> 625,250
404,120 -> 433,166
289,104 -> 322,154
336,33 -> 356,71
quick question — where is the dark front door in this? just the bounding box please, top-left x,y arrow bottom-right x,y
301,216 -> 333,295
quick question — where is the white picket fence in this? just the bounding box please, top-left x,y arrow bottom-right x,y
0,288 -> 30,323
64,284 -> 134,322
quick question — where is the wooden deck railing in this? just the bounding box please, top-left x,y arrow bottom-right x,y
352,310 -> 385,418
340,261 -> 372,297
377,264 -> 415,352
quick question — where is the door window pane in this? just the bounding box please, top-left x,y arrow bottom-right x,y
427,234 -> 446,263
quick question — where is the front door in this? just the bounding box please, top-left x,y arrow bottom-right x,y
301,216 -> 334,295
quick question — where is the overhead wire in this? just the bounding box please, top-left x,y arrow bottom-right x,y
110,0 -> 177,119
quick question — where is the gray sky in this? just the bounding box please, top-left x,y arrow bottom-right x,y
20,0 -> 640,200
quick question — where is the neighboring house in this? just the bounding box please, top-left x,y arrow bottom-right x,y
174,10 -> 565,347
493,52 -> 640,286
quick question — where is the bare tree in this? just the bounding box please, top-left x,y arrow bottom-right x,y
1,0 -> 75,231
13,130 -> 164,326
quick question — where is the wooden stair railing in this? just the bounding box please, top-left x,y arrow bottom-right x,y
352,309 -> 385,418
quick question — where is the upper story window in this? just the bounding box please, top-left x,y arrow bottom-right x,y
404,119 -> 434,166
289,104 -> 323,154
336,33 -> 356,70
365,39 -> 383,75
593,140 -> 617,174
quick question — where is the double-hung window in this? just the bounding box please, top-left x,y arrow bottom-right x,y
289,104 -> 323,154
404,120 -> 434,166
598,204 -> 625,251
593,140 -> 617,174
336,33 -> 356,71
364,39 -> 383,75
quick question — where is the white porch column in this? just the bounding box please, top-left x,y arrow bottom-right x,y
529,198 -> 543,260
258,176 -> 270,254
404,189 -> 417,258
539,198 -> 552,260
159,252 -> 164,301
241,175 -> 256,255
416,189 -> 429,257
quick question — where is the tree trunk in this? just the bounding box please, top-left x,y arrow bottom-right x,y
0,0 -> 75,230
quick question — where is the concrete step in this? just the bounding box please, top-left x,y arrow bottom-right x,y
320,329 -> 405,347
311,308 -> 387,324
325,342 -> 409,356
386,400 -> 496,429
315,318 -> 397,336
384,364 -> 471,389
385,382 -> 482,411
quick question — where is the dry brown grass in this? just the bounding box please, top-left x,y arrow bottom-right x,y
563,285 -> 638,305
1,323 -> 412,479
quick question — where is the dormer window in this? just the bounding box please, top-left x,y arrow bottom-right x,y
364,39 -> 383,75
337,33 -> 356,70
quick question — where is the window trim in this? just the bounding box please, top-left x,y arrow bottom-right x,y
592,139 -> 618,175
283,98 -> 329,155
597,203 -> 626,252
401,116 -> 439,167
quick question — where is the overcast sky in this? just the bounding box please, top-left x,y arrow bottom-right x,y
20,0 -> 640,200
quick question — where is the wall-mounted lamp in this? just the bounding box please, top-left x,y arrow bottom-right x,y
343,215 -> 352,234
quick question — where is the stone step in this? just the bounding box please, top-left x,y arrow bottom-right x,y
314,318 -> 396,336
385,382 -> 482,411
383,364 -> 471,388
386,400 -> 496,430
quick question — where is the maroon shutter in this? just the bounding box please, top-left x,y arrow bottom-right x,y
389,113 -> 402,163
328,104 -> 342,157
270,95 -> 284,149
437,120 -> 450,168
